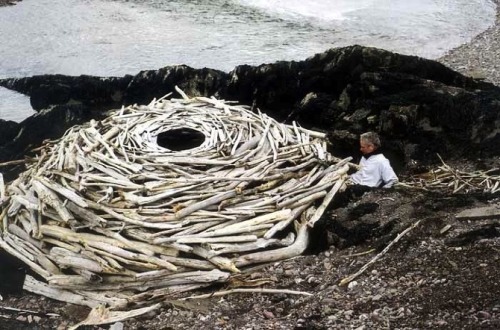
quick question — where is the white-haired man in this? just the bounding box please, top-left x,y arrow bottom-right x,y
349,132 -> 398,189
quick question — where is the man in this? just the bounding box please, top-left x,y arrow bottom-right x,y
349,132 -> 398,189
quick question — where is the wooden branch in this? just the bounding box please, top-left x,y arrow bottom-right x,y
339,219 -> 422,286
179,287 -> 313,301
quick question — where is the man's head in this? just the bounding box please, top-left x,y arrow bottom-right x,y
359,132 -> 381,155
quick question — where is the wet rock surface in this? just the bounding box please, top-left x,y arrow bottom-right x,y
3,45 -> 500,170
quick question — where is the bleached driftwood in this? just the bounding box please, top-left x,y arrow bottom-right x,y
0,89 -> 350,317
403,154 -> 500,194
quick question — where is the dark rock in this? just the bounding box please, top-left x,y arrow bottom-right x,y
0,74 -> 133,111
0,119 -> 19,142
0,249 -> 26,295
446,223 -> 500,246
0,104 -> 97,181
2,45 -> 500,175
123,65 -> 227,106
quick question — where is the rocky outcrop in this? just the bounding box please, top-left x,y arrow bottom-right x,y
0,0 -> 22,7
2,45 -> 500,177
0,74 -> 134,111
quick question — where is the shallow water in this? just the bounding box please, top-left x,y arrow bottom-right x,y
0,0 -> 496,122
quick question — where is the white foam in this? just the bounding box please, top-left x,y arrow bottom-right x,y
235,0 -> 375,21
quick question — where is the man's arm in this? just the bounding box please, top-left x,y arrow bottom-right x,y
381,160 -> 398,188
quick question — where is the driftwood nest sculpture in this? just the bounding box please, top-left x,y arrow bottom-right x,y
0,88 -> 350,316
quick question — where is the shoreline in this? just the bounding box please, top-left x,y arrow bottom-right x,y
438,0 -> 500,85
0,1 -> 499,84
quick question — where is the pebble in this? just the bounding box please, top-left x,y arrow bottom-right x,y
109,322 -> 124,330
263,310 -> 275,319
344,310 -> 354,320
435,320 -> 448,326
477,311 -> 491,319
307,276 -> 318,284
250,272 -> 263,279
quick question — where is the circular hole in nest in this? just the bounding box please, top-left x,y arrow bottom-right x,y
157,128 -> 205,151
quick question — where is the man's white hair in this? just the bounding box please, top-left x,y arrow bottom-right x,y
360,132 -> 381,148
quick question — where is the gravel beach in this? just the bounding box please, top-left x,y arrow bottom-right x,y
438,0 -> 500,85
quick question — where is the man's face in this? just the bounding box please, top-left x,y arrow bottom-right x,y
359,139 -> 375,155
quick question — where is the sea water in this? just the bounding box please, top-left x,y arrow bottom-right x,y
0,0 -> 496,122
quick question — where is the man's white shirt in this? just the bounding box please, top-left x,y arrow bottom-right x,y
349,153 -> 398,188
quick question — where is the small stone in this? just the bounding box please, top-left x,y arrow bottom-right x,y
307,276 -> 318,284
263,310 -> 275,319
344,310 -> 354,320
109,322 -> 124,330
477,311 -> 491,319
347,281 -> 358,290
250,272 -> 263,279
56,323 -> 68,330
372,294 -> 382,301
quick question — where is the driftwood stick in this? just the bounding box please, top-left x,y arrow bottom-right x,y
307,166 -> 349,228
339,219 -> 422,286
179,287 -> 312,301
0,159 -> 27,167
